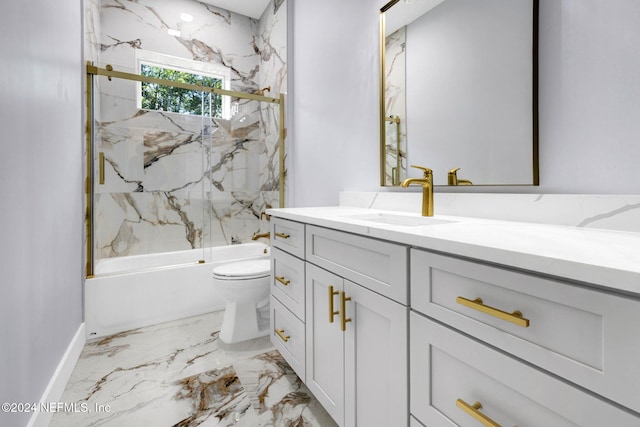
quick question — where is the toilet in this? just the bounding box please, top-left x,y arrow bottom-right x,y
212,258 -> 271,344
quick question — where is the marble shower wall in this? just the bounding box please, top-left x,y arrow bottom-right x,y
257,0 -> 287,216
384,27 -> 407,186
92,0 -> 287,260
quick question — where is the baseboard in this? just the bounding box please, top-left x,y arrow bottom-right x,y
26,323 -> 86,427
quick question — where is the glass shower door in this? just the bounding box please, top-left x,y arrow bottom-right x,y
92,71 -> 213,274
86,63 -> 284,277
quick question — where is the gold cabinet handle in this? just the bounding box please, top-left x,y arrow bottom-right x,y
456,296 -> 530,328
328,285 -> 339,323
275,232 -> 290,239
98,152 -> 105,185
456,399 -> 502,427
275,328 -> 290,342
275,275 -> 290,286
340,291 -> 352,331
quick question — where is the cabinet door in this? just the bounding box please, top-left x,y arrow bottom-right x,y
306,263 -> 344,426
343,280 -> 408,427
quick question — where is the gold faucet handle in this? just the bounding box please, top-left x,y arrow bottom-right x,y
448,167 -> 460,185
448,167 -> 473,186
410,165 -> 433,178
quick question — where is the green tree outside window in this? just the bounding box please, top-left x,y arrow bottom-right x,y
140,64 -> 223,117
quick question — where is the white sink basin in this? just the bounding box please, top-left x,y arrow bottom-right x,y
343,213 -> 455,227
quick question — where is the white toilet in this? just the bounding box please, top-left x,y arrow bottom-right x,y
212,258 -> 271,344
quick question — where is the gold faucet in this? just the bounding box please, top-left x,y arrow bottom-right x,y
448,167 -> 473,186
401,165 -> 434,216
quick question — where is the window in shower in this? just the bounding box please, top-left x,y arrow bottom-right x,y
140,64 -> 223,116
135,49 -> 231,118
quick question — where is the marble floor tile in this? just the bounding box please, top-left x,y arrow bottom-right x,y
50,312 -> 334,427
234,350 -> 337,427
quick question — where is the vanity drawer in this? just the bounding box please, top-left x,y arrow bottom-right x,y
410,313 -> 640,427
411,248 -> 640,413
270,295 -> 305,381
271,247 -> 305,321
306,225 -> 408,304
271,218 -> 305,259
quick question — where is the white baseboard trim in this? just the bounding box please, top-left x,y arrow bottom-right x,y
26,323 -> 86,427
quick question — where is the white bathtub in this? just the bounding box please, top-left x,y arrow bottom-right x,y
85,243 -> 270,338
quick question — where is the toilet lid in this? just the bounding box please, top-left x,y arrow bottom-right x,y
212,259 -> 271,280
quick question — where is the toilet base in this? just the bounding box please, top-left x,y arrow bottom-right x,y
219,299 -> 269,344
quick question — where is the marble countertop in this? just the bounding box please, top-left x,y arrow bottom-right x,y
267,206 -> 640,297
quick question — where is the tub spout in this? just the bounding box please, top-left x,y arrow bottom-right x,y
252,232 -> 271,241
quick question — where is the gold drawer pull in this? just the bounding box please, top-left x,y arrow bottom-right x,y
275,275 -> 290,286
275,232 -> 290,239
275,328 -> 290,342
340,291 -> 352,331
456,296 -> 530,328
456,399 -> 502,427
329,285 -> 339,323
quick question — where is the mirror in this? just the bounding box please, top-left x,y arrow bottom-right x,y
380,0 -> 538,186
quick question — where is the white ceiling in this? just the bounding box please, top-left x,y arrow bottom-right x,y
198,0 -> 271,20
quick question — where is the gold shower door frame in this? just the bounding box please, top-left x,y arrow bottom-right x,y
84,62 -> 286,277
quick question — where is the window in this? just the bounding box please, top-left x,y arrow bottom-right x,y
136,50 -> 231,118
140,64 -> 223,117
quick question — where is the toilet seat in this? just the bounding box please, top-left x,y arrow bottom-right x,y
212,259 -> 271,280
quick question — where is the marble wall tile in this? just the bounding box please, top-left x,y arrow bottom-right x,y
84,0 -> 101,64
91,0 -> 288,260
258,1 -> 287,201
96,189 -> 280,257
340,191 -> 640,233
258,0 -> 288,96
384,27 -> 407,186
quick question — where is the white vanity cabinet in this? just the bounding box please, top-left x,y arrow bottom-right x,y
270,218 -> 409,427
410,248 -> 640,426
270,218 -> 307,380
304,225 -> 409,427
269,207 -> 640,427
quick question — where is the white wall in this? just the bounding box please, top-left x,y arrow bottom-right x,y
289,0 -> 640,207
289,0 -> 381,207
538,0 -> 640,193
0,0 -> 84,425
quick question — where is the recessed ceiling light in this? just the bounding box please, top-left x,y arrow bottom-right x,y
168,28 -> 181,37
180,13 -> 194,22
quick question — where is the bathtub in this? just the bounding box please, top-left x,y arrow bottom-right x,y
85,243 -> 270,338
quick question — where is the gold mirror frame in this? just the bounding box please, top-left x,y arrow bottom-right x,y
379,0 -> 539,187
